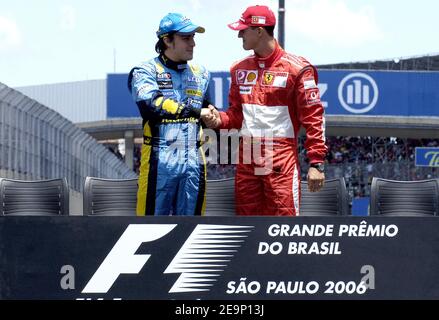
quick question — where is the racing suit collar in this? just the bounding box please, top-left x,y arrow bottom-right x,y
159,54 -> 188,71
255,41 -> 283,69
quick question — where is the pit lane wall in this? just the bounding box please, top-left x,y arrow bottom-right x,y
1,216 -> 438,300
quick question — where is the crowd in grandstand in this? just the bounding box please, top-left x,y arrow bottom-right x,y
324,136 -> 438,165
306,136 -> 437,198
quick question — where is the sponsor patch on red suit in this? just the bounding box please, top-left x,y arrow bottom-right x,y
236,69 -> 258,85
303,77 -> 321,105
261,71 -> 288,88
239,86 -> 253,95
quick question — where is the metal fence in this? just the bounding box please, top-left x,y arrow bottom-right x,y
0,82 -> 137,191
325,161 -> 438,199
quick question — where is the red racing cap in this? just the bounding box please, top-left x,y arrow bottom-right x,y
228,5 -> 276,31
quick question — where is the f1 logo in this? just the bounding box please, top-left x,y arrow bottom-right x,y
82,225 -> 176,293
81,224 -> 252,295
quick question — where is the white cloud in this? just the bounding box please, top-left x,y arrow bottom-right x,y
0,16 -> 21,50
286,0 -> 383,47
60,5 -> 77,31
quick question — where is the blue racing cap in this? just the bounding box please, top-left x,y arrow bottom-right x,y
156,13 -> 205,38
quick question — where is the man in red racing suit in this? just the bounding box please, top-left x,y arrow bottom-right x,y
205,5 -> 327,216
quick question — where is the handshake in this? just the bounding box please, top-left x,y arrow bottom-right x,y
200,105 -> 222,129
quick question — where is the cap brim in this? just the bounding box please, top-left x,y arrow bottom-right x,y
177,24 -> 205,35
227,21 -> 249,31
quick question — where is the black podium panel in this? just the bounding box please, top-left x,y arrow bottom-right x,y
0,216 -> 438,300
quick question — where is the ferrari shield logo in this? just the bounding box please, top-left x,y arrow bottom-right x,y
263,72 -> 274,85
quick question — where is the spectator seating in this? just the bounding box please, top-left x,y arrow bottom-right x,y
83,177 -> 137,216
205,178 -> 236,216
370,177 -> 439,216
0,177 -> 69,215
84,177 -> 237,216
204,177 -> 350,216
300,177 -> 349,216
5,175 -> 438,216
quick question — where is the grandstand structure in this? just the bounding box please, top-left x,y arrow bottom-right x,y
317,53 -> 439,71
0,83 -> 137,213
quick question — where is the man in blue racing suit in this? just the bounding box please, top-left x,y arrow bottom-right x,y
128,13 -> 213,216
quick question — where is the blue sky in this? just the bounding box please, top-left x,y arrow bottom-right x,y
1,0 -> 438,87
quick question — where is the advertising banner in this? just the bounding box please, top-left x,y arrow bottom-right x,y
107,71 -> 439,118
415,147 -> 439,167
